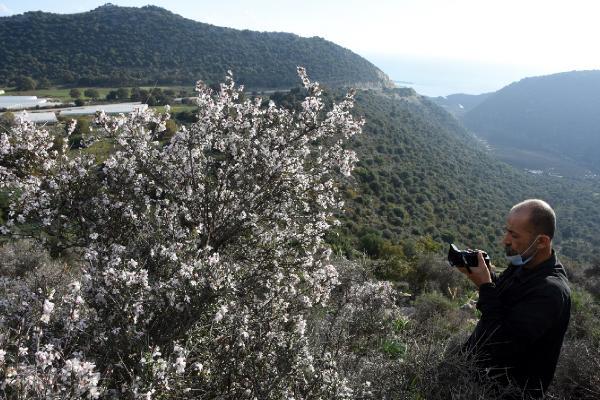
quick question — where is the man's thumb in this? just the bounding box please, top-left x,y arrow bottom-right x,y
477,251 -> 486,265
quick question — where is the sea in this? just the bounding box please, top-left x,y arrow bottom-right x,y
364,54 -> 543,97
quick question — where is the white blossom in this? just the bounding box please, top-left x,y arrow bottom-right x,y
0,68 -> 363,398
40,289 -> 56,324
214,304 -> 228,323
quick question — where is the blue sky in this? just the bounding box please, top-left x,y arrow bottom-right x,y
2,1 -> 599,95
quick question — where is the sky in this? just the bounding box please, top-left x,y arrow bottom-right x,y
2,0 -> 600,96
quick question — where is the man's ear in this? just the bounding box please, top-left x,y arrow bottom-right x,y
538,235 -> 551,249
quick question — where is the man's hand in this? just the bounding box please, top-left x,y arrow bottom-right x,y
458,251 -> 492,288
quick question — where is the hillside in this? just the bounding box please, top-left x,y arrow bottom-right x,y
429,92 -> 492,117
462,70 -> 600,176
348,88 -> 600,263
269,88 -> 600,263
0,4 -> 392,89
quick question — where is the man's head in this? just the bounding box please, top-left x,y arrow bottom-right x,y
503,199 -> 555,267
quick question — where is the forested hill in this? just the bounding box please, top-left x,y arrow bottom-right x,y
462,70 -> 600,175
0,4 -> 393,89
270,87 -> 600,263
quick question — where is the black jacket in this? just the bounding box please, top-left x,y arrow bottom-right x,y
465,250 -> 571,398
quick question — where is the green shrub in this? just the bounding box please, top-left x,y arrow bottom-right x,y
359,232 -> 385,257
373,256 -> 412,282
381,339 -> 406,359
414,291 -> 454,321
568,286 -> 600,344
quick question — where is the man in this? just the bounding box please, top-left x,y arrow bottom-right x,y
459,199 -> 571,399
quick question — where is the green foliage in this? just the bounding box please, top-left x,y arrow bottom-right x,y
68,118 -> 91,148
69,88 -> 81,99
131,87 -> 173,106
411,292 -> 476,343
550,283 -> 600,399
9,86 -> 169,102
0,4 -> 392,89
13,75 -> 37,91
0,111 -> 15,131
291,88 -> 600,265
83,88 -> 100,99
359,232 -> 385,257
380,339 -> 407,359
106,87 -> 130,101
392,316 -> 410,333
174,109 -> 198,123
105,90 -> 118,100
82,139 -> 114,163
338,89 -> 522,260
569,287 -> 600,344
36,77 -> 51,89
414,291 -> 455,320
373,256 -> 412,282
369,240 -> 466,297
160,119 -> 178,141
74,118 -> 90,135
116,87 -> 130,99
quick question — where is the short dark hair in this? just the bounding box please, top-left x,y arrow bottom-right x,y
511,199 -> 556,239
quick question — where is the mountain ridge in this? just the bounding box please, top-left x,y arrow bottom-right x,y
461,70 -> 600,176
0,4 -> 393,90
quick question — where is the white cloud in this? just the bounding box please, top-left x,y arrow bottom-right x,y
0,3 -> 11,16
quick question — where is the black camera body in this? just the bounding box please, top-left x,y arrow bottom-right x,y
448,244 -> 491,268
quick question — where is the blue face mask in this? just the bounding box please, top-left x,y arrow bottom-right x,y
505,235 -> 540,266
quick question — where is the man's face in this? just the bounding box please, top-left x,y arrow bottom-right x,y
503,210 -> 537,257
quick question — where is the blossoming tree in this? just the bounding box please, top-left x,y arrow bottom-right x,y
0,68 -> 365,398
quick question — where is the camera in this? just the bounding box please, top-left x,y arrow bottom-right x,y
447,244 -> 491,268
